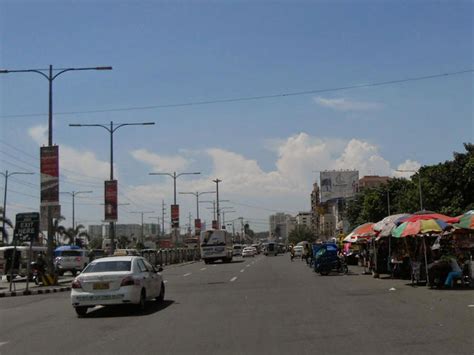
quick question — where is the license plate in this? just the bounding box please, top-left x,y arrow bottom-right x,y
93,282 -> 109,290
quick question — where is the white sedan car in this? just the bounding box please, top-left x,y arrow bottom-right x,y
71,256 -> 165,317
242,247 -> 256,257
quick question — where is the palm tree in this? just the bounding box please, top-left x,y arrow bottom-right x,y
0,208 -> 13,245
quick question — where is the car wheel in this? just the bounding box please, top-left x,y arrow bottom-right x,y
320,270 -> 330,276
75,306 -> 88,317
71,269 -> 77,277
137,289 -> 146,312
156,282 -> 165,303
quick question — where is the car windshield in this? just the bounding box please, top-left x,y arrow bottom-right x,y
82,261 -> 131,273
59,250 -> 81,257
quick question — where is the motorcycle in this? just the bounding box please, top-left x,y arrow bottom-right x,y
30,261 -> 45,285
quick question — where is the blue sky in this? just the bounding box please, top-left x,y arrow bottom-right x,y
1,0 -> 472,233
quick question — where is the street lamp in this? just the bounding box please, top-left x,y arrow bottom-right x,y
1,64 -> 112,276
70,121 -> 155,254
179,191 -> 215,220
60,190 -> 93,230
0,170 -> 34,243
130,211 -> 155,245
396,169 -> 423,211
149,171 -> 201,243
212,179 -> 222,229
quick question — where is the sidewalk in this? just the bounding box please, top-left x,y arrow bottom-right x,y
0,276 -> 73,298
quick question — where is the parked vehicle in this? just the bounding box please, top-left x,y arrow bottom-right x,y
54,246 -> 89,276
264,242 -> 278,256
201,230 -> 233,264
70,256 -> 164,317
314,243 -> 348,275
293,245 -> 304,258
113,249 -> 141,256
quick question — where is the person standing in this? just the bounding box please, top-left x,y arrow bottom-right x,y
444,256 -> 463,288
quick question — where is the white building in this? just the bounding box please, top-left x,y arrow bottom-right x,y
295,212 -> 312,228
269,213 -> 296,243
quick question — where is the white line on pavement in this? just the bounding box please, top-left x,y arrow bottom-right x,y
468,305 -> 474,308
230,276 -> 237,282
200,268 -> 207,271
240,269 -> 245,273
246,264 -> 251,267
183,273 -> 191,277
0,341 -> 9,347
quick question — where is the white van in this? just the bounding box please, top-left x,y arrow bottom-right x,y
54,248 -> 89,276
200,230 -> 233,264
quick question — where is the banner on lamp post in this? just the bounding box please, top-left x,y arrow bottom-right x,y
104,180 -> 118,222
212,220 -> 218,229
40,146 -> 60,229
171,204 -> 179,228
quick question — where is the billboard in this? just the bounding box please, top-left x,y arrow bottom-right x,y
171,204 -> 179,228
40,146 -> 59,206
320,170 -> 359,202
104,180 -> 118,222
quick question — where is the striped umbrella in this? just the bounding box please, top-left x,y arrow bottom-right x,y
343,222 -> 376,243
454,211 -> 474,230
392,219 -> 451,238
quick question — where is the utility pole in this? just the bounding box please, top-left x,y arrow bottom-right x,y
131,211 -> 155,245
161,200 -> 166,237
70,121 -> 154,254
60,190 -> 93,230
1,170 -> 34,243
1,64 -> 112,277
212,179 -> 222,229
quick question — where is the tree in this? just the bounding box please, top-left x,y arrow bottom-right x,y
88,236 -> 103,250
117,235 -> 129,249
288,225 -> 315,245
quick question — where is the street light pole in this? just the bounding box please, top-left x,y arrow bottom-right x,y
212,179 -> 222,229
1,64 -> 112,276
131,211 -> 155,245
0,171 -> 34,243
149,171 -> 201,244
60,190 -> 93,230
70,121 -> 154,254
396,169 -> 423,211
179,191 -> 215,220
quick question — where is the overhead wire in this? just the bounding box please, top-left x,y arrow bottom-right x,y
1,69 -> 472,119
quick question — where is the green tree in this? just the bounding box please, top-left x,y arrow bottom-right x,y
288,225 -> 315,245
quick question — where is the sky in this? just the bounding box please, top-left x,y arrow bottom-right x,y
0,0 -> 472,234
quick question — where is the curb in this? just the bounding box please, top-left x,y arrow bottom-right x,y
0,286 -> 71,298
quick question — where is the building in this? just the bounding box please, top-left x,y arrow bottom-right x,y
320,170 -> 359,202
358,175 -> 390,191
269,213 -> 295,243
296,212 -> 312,228
88,225 -> 104,239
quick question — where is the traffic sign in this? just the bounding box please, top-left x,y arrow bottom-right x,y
14,212 -> 40,242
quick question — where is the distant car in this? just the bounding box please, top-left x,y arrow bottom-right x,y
70,256 -> 164,317
54,247 -> 89,276
293,246 -> 304,258
242,247 -> 256,257
232,245 -> 243,256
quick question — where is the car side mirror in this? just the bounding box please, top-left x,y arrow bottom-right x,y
157,267 -> 163,273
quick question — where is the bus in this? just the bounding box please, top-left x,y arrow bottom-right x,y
263,242 -> 278,256
200,230 -> 233,264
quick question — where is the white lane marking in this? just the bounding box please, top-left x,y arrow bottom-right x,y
246,264 -> 251,268
468,305 -> 474,308
230,276 -> 237,282
163,280 -> 168,284
240,269 -> 245,273
200,267 -> 207,271
183,273 -> 191,277
213,265 -> 217,267
0,341 -> 9,347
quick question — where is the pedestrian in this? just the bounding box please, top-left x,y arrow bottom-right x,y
444,255 -> 463,288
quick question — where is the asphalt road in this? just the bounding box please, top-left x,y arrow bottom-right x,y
0,254 -> 473,355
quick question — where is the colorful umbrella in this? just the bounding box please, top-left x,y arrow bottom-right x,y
343,222 -> 375,243
397,212 -> 459,224
454,211 -> 474,230
373,214 -> 411,239
392,219 -> 451,238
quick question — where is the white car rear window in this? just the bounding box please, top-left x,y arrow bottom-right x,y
82,261 -> 131,273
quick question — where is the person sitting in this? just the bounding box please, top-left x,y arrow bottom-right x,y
444,256 -> 463,288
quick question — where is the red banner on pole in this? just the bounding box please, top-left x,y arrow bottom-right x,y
104,180 -> 118,222
212,220 -> 218,229
40,146 -> 59,206
171,204 -> 179,228
194,218 -> 201,229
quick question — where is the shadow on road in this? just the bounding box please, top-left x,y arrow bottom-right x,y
82,300 -> 175,318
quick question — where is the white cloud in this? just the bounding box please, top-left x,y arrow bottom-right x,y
28,124 -> 111,182
314,96 -> 382,111
393,160 -> 422,178
131,149 -> 190,173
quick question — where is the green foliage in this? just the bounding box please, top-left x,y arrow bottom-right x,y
88,236 -> 103,250
288,225 -> 315,244
347,143 -> 474,228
